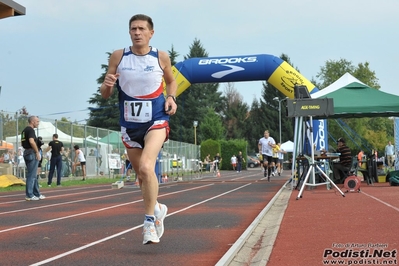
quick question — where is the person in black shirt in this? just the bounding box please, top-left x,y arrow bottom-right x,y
333,137 -> 352,184
21,116 -> 45,201
45,134 -> 64,186
213,153 -> 222,173
236,151 -> 245,173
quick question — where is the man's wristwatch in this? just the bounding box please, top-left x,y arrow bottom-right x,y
166,95 -> 176,103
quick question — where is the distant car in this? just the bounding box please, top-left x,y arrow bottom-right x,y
247,156 -> 261,168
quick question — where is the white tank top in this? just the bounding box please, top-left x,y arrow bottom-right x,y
116,46 -> 164,99
115,46 -> 168,128
76,149 -> 86,162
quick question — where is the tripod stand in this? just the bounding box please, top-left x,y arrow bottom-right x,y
296,116 -> 345,199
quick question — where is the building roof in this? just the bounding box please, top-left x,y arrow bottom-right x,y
0,0 -> 26,19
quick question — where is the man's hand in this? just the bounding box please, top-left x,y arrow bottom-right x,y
165,97 -> 177,115
103,73 -> 120,88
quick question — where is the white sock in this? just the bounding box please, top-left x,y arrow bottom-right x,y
154,201 -> 160,216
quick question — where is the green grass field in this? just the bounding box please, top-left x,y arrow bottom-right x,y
0,176 -> 125,192
0,170 -> 202,192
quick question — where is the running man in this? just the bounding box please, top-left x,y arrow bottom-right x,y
258,130 -> 276,181
100,14 -> 176,245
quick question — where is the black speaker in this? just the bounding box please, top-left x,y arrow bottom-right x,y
294,85 -> 311,99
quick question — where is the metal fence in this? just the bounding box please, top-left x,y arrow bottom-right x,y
0,111 -> 200,180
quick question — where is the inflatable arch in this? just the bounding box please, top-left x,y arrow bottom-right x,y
167,54 -> 327,151
170,54 -> 318,98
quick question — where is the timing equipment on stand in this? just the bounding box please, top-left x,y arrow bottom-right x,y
288,85 -> 345,199
286,98 -> 334,118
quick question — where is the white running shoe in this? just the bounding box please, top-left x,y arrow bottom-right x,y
142,221 -> 159,245
39,194 -> 46,199
25,196 -> 40,201
155,203 -> 168,238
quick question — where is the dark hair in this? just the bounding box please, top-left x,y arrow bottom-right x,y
129,14 -> 153,30
74,145 -> 79,150
53,133 -> 58,138
37,136 -> 44,147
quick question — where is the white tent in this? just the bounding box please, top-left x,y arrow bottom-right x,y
280,140 -> 294,153
6,121 -> 84,146
311,72 -> 365,98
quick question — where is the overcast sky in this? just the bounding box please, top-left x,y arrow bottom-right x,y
1,0 -> 398,123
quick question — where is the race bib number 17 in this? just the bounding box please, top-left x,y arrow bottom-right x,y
124,100 -> 152,123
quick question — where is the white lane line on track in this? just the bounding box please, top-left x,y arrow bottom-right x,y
0,183 -> 179,213
0,185 -> 112,199
200,172 -> 263,182
29,182 -> 252,266
231,173 -> 262,181
0,183 -> 214,234
361,191 -> 399,212
0,187 -> 133,205
0,190 -> 138,215
0,184 -> 176,205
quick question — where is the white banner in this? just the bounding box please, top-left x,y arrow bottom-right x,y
108,154 -> 121,169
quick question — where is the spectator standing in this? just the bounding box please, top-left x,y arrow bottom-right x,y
230,154 -> 237,171
72,145 -> 86,181
44,149 -> 51,176
213,153 -> 222,173
204,154 -> 211,172
385,141 -> 395,169
16,147 -> 24,176
357,149 -> 364,168
277,144 -> 286,176
21,116 -> 45,200
236,151 -> 245,173
45,134 -> 64,186
36,136 -> 44,179
4,149 -> 10,163
9,149 -> 15,165
3,149 -> 11,163
94,145 -> 102,169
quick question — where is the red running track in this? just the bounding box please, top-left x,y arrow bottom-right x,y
0,170 -> 285,266
268,182 -> 399,266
